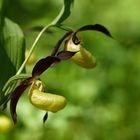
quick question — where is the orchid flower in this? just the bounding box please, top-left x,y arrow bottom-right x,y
2,24 -> 112,124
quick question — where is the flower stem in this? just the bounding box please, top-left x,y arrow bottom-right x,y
16,23 -> 54,75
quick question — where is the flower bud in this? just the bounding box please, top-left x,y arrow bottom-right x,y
0,115 -> 12,132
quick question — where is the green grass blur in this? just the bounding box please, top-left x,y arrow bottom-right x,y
0,0 -> 140,140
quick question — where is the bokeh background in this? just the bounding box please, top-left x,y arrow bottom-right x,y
1,0 -> 140,140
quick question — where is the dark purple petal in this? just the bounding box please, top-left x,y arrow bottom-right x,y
32,56 -> 60,77
57,51 -> 76,60
10,77 -> 33,124
51,31 -> 73,56
72,24 -> 112,43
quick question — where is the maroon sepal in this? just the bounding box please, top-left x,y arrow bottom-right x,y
72,24 -> 112,43
32,56 -> 60,77
57,51 -> 76,60
10,77 -> 33,124
51,31 -> 73,56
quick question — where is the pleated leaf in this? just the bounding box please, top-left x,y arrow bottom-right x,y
53,0 -> 74,24
0,18 -> 25,101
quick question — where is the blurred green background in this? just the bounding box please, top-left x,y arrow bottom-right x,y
1,0 -> 140,140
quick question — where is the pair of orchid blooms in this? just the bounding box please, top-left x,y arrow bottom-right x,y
2,24 -> 112,124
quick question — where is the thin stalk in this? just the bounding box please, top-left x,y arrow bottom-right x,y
16,23 -> 54,75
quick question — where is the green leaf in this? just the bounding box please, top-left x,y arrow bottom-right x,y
2,74 -> 31,92
0,0 -> 9,29
0,1 -> 3,26
0,18 -> 25,92
53,0 -> 74,24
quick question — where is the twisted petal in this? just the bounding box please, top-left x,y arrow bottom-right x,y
32,56 -> 60,77
72,24 -> 112,43
10,77 -> 33,124
57,51 -> 76,60
51,31 -> 73,56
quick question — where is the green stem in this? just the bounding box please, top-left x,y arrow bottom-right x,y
16,23 -> 54,75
